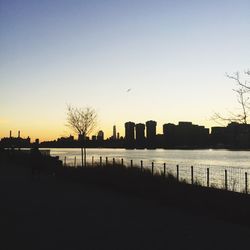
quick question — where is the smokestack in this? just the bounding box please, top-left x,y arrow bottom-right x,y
18,130 -> 20,138
10,130 -> 12,138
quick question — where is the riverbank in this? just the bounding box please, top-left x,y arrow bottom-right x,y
58,164 -> 250,226
1,150 -> 250,249
1,162 -> 250,250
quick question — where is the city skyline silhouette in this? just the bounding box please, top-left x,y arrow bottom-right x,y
1,2 -> 250,249
1,0 -> 249,141
1,119 -> 250,149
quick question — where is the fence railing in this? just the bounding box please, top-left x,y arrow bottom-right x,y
62,156 -> 249,194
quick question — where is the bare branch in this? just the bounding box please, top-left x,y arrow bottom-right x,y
213,70 -> 250,125
226,71 -> 250,91
66,105 -> 97,136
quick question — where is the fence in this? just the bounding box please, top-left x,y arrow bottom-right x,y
62,155 -> 249,194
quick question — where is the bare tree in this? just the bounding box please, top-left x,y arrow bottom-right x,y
66,105 -> 97,167
213,70 -> 250,125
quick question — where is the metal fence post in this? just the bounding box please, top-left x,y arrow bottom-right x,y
245,172 -> 248,194
64,156 -> 67,167
113,158 -> 115,167
121,158 -> 124,167
74,156 -> 76,167
140,160 -> 143,172
106,157 -> 108,166
100,156 -> 102,167
163,163 -> 166,177
92,156 -> 94,167
131,160 -> 133,167
207,168 -> 210,187
152,162 -> 154,175
225,170 -> 228,190
191,166 -> 194,185
176,165 -> 179,181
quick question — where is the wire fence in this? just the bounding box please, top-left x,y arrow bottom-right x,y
62,155 -> 249,194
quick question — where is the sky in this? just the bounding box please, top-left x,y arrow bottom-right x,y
0,0 -> 250,141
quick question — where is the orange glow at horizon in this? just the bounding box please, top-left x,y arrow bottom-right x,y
0,120 -> 216,142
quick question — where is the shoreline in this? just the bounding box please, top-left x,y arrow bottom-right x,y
1,149 -> 250,227
1,160 -> 250,249
3,146 -> 250,150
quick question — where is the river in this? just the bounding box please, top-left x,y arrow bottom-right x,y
48,148 -> 250,169
47,148 -> 250,192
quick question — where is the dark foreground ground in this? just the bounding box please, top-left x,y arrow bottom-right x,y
1,162 -> 250,250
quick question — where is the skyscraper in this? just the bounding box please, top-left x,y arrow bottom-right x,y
97,130 -> 104,141
163,123 -> 176,148
125,121 -> 135,148
113,125 -> 116,140
135,123 -> 145,148
146,120 -> 157,148
146,120 -> 157,140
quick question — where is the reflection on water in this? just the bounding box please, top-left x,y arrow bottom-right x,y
49,148 -> 250,169
48,148 -> 250,193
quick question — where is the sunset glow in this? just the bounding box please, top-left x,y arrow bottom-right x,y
1,0 -> 249,141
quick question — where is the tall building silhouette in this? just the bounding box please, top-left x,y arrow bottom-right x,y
113,125 -> 116,140
135,123 -> 145,148
97,130 -> 104,141
211,122 -> 250,148
146,120 -> 157,148
163,123 -> 176,148
163,122 -> 209,148
125,122 -> 135,148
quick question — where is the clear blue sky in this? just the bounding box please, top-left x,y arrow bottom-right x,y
1,0 -> 249,140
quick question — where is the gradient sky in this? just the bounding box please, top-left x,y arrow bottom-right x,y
1,0 -> 250,141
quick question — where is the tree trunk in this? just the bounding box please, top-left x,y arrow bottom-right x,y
84,147 -> 87,167
81,147 -> 84,167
